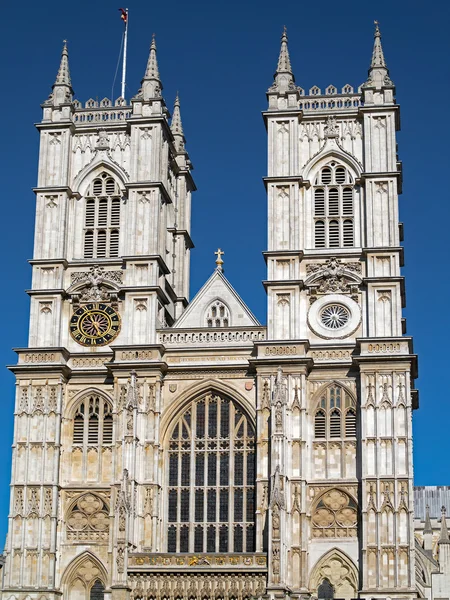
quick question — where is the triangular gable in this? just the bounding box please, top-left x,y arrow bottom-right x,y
174,269 -> 260,328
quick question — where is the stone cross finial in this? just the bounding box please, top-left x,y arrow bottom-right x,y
215,248 -> 224,270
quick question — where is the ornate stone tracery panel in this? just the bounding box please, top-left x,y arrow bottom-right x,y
67,493 -> 110,542
311,489 -> 357,538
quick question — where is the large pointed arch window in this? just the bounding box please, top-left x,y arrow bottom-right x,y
314,163 -> 355,248
167,393 -> 255,553
83,172 -> 121,258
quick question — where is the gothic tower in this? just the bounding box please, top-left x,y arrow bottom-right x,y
1,23 -> 422,600
260,24 -> 418,599
2,38 -> 195,598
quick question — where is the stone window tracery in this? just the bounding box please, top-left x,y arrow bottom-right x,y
314,164 -> 354,248
205,301 -> 231,328
167,393 -> 255,553
312,489 -> 357,538
67,494 -> 109,542
73,394 -> 113,450
314,385 -> 356,439
84,172 -> 121,259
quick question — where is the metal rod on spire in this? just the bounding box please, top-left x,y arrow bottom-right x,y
120,8 -> 129,100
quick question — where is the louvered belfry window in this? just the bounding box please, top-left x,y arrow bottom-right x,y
83,172 -> 121,258
314,385 -> 357,439
167,393 -> 256,553
73,395 -> 113,449
314,164 -> 355,248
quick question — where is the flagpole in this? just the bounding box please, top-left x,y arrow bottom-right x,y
120,8 -> 129,100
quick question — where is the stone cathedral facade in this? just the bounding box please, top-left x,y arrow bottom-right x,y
2,23 -> 450,600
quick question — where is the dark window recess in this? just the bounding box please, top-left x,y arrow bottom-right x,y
234,525 -> 243,552
219,525 -> 228,552
167,526 -> 177,552
90,581 -> 105,600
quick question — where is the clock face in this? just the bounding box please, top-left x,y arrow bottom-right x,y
70,303 -> 120,346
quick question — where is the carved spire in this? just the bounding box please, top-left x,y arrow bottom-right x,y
141,34 -> 163,100
171,93 -> 185,151
424,504 -> 433,534
364,21 -> 394,89
271,27 -> 295,93
50,40 -> 74,105
424,504 -> 433,553
439,506 -> 450,544
371,21 -> 386,68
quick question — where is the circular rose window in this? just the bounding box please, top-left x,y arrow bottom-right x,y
307,294 -> 361,340
320,304 -> 350,330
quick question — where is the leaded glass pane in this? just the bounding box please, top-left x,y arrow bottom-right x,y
208,453 -> 217,485
207,489 -> 216,521
194,525 -> 203,552
247,453 -> 254,484
207,525 -> 215,552
180,490 -> 189,521
90,580 -> 105,600
195,489 -> 204,522
208,401 -> 217,437
168,490 -> 177,522
181,454 -> 190,486
195,454 -> 204,486
219,525 -> 228,552
234,489 -> 243,521
169,454 -> 178,486
197,402 -> 205,438
235,453 -> 243,485
220,489 -> 228,522
220,401 -> 229,437
246,488 -> 254,522
167,525 -> 176,552
234,525 -> 243,552
246,524 -> 254,551
180,525 -> 189,552
220,454 -> 229,485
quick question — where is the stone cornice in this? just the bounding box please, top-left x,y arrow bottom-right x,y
262,279 -> 304,290
124,181 -> 172,205
362,246 -> 404,266
26,288 -> 65,296
35,121 -> 75,132
121,285 -> 173,305
263,175 -> 307,189
121,255 -> 170,275
167,227 -> 194,249
33,186 -> 81,200
29,258 -> 69,267
263,250 -> 304,261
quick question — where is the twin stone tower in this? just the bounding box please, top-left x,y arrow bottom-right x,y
2,23 -> 439,600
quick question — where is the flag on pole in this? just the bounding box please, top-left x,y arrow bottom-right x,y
119,8 -> 127,23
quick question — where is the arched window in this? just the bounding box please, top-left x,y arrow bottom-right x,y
167,393 -> 255,553
313,164 -> 355,248
90,580 -> 105,600
205,301 -> 231,328
83,172 -> 121,258
318,579 -> 334,599
73,395 -> 113,450
314,385 -> 356,439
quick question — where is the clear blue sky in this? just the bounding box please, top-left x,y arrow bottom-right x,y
0,0 -> 448,547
